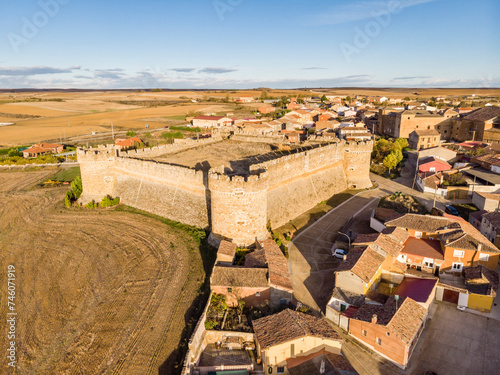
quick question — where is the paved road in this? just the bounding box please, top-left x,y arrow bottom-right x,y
288,173 -> 454,313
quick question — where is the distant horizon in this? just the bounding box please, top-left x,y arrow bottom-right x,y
1,86 -> 500,92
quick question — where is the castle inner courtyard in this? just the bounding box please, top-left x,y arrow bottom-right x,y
147,139 -> 314,175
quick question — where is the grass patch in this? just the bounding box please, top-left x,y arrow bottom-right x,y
53,166 -> 80,182
164,115 -> 186,121
234,248 -> 251,265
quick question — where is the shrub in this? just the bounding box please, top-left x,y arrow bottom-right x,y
170,125 -> 201,133
204,319 -> 219,330
85,201 -> 98,209
101,195 -> 120,207
161,131 -> 183,139
64,191 -> 73,207
126,131 -> 136,137
70,176 -> 83,199
8,149 -> 21,157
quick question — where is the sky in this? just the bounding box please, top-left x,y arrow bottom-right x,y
0,0 -> 499,89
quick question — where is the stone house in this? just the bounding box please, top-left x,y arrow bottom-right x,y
210,266 -> 271,307
479,211 -> 500,248
472,191 -> 500,212
450,106 -> 500,142
408,129 -> 440,150
253,309 -> 345,375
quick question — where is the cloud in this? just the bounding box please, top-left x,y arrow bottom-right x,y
94,68 -> 126,80
171,68 -> 196,73
313,0 -> 438,25
302,67 -> 329,70
0,66 -> 79,76
392,76 -> 431,81
198,67 -> 238,74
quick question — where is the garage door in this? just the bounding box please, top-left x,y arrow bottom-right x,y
443,289 -> 459,304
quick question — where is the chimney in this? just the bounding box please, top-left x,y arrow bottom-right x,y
343,254 -> 347,262
371,314 -> 378,324
478,243 -> 482,252
320,360 -> 325,374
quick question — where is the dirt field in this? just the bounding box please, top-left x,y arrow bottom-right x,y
0,170 -> 209,374
153,140 -> 278,175
0,88 -> 498,146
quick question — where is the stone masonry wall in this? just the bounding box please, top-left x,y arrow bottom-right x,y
78,139 -> 372,245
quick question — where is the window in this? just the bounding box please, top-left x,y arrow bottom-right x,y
453,250 -> 465,258
424,258 -> 434,268
362,329 -> 367,336
376,337 -> 382,345
452,262 -> 463,271
256,291 -> 261,297
479,253 -> 489,262
277,367 -> 285,374
227,287 -> 232,293
386,332 -> 390,336
335,300 -> 340,306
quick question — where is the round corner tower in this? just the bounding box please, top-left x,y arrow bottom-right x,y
208,171 -> 269,247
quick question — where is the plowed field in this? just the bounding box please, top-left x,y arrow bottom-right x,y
0,170 -> 207,374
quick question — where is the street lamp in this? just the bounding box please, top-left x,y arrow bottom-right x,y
338,231 -> 351,251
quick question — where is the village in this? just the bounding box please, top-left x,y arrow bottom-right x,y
59,93 -> 498,375
2,90 -> 500,375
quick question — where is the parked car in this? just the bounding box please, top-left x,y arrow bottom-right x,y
445,205 -> 459,216
332,248 -> 347,259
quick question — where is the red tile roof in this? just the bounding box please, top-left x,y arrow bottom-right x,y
336,246 -> 385,283
260,239 -> 293,291
253,309 -> 342,349
193,116 -> 224,120
393,277 -> 437,303
218,240 -> 237,257
402,237 -> 444,260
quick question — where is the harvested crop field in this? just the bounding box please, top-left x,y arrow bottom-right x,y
0,170 -> 209,374
152,140 -> 279,175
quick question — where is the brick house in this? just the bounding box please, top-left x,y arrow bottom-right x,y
399,237 -> 444,274
385,214 -> 500,272
479,211 -> 500,247
259,106 -> 276,114
470,153 -> 500,170
409,129 -> 440,150
417,156 -> 451,173
253,309 -> 345,375
22,143 -> 64,158
450,106 -> 500,142
348,296 -> 428,368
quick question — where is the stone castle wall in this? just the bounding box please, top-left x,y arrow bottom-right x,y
78,139 -> 372,245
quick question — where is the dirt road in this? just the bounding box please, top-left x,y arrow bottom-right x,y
0,171 -> 206,374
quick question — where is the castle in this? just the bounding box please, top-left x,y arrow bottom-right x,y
77,137 -> 372,246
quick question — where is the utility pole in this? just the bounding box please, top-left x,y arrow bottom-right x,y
111,122 -> 114,139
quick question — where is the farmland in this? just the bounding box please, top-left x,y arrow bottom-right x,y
0,170 -> 211,374
2,88 -> 499,146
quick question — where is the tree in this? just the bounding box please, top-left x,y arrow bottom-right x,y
260,90 -> 268,100
404,97 -> 411,101
345,96 -> 352,103
383,153 -> 399,173
320,94 -> 328,102
394,137 -> 409,151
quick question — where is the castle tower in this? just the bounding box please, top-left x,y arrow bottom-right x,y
208,170 -> 269,246
77,146 -> 118,204
343,140 -> 373,189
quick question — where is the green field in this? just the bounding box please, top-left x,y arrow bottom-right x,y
53,166 -> 81,182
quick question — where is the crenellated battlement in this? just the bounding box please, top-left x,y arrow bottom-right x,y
77,137 -> 372,245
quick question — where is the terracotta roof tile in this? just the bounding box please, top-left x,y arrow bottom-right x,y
253,309 -> 342,349
244,249 -> 267,268
260,239 -> 293,291
335,246 -> 385,283
402,238 -> 444,260
211,266 -> 268,288
353,232 -> 403,257
217,240 -> 237,258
